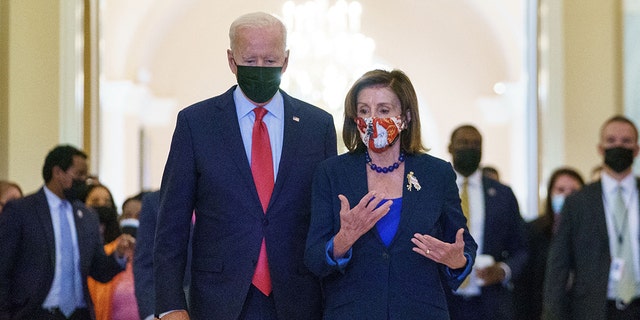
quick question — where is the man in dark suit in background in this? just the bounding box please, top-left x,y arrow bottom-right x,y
0,145 -> 135,320
133,190 -> 161,320
153,12 -> 337,320
445,125 -> 528,320
134,190 -> 193,320
544,115 -> 640,320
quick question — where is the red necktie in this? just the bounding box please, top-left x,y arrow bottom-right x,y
251,107 -> 273,296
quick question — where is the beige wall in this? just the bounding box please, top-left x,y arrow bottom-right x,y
0,0 -> 628,197
562,0 -> 623,180
1,0 -> 62,193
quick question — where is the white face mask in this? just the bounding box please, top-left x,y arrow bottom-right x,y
551,194 -> 566,214
119,218 -> 139,229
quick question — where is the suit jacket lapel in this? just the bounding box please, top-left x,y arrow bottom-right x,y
71,202 -> 87,268
269,92 -> 302,210
216,88 -> 255,186
589,182 -> 610,255
212,88 -> 265,216
35,189 -> 56,267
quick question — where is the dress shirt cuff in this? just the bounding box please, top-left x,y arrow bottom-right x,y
159,310 -> 184,318
325,236 -> 352,270
144,315 -> 154,320
498,261 -> 512,285
446,252 -> 474,281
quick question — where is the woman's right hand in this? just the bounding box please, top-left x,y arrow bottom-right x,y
332,191 -> 392,258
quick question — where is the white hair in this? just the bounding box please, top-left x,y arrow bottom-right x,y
229,12 -> 287,51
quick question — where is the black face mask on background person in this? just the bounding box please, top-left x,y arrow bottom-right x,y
63,179 -> 88,202
236,65 -> 283,103
93,205 -> 121,243
453,148 -> 482,177
604,146 -> 635,173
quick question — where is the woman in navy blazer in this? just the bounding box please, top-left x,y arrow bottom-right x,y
305,69 -> 477,320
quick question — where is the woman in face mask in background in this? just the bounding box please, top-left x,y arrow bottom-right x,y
513,167 -> 584,320
84,183 -> 141,320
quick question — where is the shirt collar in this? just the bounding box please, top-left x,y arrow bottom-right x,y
456,169 -> 481,187
43,185 -> 66,209
601,171 -> 636,195
234,86 -> 284,121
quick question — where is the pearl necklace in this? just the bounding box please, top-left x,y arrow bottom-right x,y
365,151 -> 405,174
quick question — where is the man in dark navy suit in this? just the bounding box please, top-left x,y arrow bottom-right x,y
0,145 -> 135,320
153,12 -> 337,320
445,125 -> 528,320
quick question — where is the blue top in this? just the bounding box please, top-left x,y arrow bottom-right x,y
376,198 -> 402,247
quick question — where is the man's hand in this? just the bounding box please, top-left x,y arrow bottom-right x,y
476,263 -> 506,286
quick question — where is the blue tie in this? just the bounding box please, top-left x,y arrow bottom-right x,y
58,201 -> 77,317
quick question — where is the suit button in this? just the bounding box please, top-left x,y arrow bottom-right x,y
382,253 -> 390,260
262,218 -> 269,226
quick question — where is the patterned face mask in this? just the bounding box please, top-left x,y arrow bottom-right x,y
355,116 -> 404,153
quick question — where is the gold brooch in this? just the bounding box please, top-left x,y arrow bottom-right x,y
406,171 -> 421,191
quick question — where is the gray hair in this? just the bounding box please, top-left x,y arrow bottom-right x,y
229,12 -> 287,51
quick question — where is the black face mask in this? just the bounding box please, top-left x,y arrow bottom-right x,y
63,179 -> 88,202
604,147 -> 635,173
453,148 -> 482,177
236,65 -> 283,103
92,205 -> 121,243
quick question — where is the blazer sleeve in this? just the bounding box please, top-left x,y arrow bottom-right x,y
84,204 -> 124,283
154,110 -> 197,314
305,159 -> 343,278
134,191 -> 160,319
503,187 -> 528,279
438,164 -> 477,289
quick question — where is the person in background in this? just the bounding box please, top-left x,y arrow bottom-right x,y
87,189 -> 142,320
109,194 -> 143,320
84,183 -> 116,209
445,124 -> 528,320
120,192 -> 146,238
544,115 -> 640,319
134,191 -> 194,320
0,144 -> 134,319
304,69 -> 477,319
153,12 -> 337,320
0,180 -> 23,213
513,167 -> 584,320
481,166 -> 500,182
84,183 -> 120,243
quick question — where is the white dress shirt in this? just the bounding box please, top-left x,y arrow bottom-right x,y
601,172 -> 640,299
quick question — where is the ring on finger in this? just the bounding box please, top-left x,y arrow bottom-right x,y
426,249 -> 430,255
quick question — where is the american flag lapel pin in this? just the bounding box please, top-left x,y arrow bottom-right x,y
77,209 -> 83,218
293,116 -> 300,122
